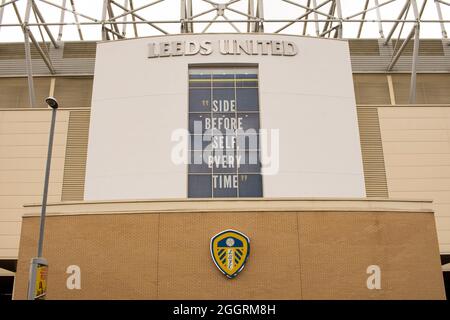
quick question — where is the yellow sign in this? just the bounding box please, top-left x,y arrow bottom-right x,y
35,264 -> 48,299
210,229 -> 250,279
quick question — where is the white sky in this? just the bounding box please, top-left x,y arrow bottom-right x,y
0,0 -> 449,42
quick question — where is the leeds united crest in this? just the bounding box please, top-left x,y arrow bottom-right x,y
210,229 -> 250,279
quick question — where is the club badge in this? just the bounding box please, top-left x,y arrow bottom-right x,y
210,229 -> 250,279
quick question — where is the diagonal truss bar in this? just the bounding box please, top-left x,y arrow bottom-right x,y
357,0 -> 370,38
435,0 -> 448,38
111,0 -> 168,34
346,0 -> 397,19
336,0 -> 343,38
409,0 -> 421,104
248,0 -> 255,32
282,0 -> 335,18
223,13 -> 241,32
107,0 -> 121,38
0,0 -> 19,9
0,0 -> 448,41
374,0 -> 385,37
384,0 -> 410,44
302,0 -> 311,35
193,0 -> 257,33
201,13 -> 218,33
121,0 -> 129,36
57,0 -> 66,41
39,0 -> 99,22
13,1 -> 56,75
32,0 -> 59,48
387,0 -> 427,71
14,0 -> 36,107
0,0 -> 6,32
256,0 -> 263,32
311,0 -> 320,35
321,0 -> 335,36
70,0 -> 83,40
129,0 -> 138,37
110,0 -> 164,21
275,0 -> 332,33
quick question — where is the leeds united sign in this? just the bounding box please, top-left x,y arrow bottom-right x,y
148,39 -> 298,58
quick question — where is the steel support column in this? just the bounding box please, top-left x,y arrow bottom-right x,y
312,0 -> 320,36
256,0 -> 263,32
335,0 -> 343,38
57,0 -> 66,41
102,0 -> 109,40
32,1 -> 59,48
357,0 -> 370,38
21,1 -> 36,108
69,0 -> 83,40
409,0 -> 420,104
0,0 -> 6,32
384,0 -> 410,44
374,0 -> 385,38
434,0 -> 448,38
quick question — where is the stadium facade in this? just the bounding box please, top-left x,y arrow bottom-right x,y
0,0 -> 449,300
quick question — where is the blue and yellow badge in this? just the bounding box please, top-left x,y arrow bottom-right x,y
210,229 -> 250,279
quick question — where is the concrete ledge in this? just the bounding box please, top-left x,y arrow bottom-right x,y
22,197 -> 433,217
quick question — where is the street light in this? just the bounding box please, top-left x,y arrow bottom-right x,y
27,97 -> 59,300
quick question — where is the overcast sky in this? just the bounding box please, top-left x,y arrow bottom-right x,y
0,0 -> 448,41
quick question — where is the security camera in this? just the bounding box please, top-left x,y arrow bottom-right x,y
45,96 -> 59,109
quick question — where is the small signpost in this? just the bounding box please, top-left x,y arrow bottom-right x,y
28,257 -> 48,300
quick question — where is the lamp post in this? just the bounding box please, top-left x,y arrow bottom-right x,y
27,97 -> 59,300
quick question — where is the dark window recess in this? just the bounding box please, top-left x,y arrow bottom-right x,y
188,68 -> 262,198
63,42 -> 97,58
348,40 -> 381,56
391,39 -> 445,56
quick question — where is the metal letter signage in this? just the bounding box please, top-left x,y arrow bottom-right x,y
210,229 -> 250,279
148,39 -> 297,58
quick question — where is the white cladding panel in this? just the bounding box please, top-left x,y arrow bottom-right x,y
84,34 -> 365,200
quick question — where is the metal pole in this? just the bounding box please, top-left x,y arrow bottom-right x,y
70,0 -> 83,40
129,0 -> 138,37
22,0 -> 36,108
357,0 -> 370,38
27,28 -> 56,74
335,0 -> 343,38
0,0 -> 6,32
409,23 -> 420,103
409,0 -> 420,104
248,0 -> 255,33
387,25 -> 414,70
322,1 -> 335,36
57,0 -> 66,41
434,0 -> 448,38
37,105 -> 57,258
180,0 -> 186,33
387,0 -> 426,71
102,0 -> 108,40
384,0 -> 410,44
122,0 -> 129,36
302,0 -> 311,35
374,0 -> 385,38
257,0 -> 263,32
32,0 -> 59,48
312,0 -> 320,36
107,1 -> 120,37
187,0 -> 192,33
27,99 -> 57,300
